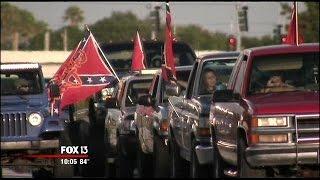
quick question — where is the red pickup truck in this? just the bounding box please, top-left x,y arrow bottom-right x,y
209,43 -> 319,178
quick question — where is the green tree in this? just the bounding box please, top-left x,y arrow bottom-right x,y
176,24 -> 229,50
281,2 -> 319,43
90,11 -> 152,44
63,5 -> 84,27
241,35 -> 275,49
1,2 -> 48,50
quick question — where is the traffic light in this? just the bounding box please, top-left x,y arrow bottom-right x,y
238,6 -> 248,32
149,6 -> 160,38
273,24 -> 282,44
228,36 -> 237,50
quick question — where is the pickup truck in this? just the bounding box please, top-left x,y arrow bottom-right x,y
134,66 -> 192,177
209,43 -> 319,178
104,70 -> 155,177
1,63 -> 73,177
166,52 -> 240,178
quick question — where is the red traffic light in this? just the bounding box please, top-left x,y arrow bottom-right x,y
229,36 -> 237,47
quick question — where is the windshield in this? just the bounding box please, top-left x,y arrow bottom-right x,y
104,43 -> 196,72
248,52 -> 319,95
198,58 -> 237,95
1,70 -> 43,96
125,79 -> 152,107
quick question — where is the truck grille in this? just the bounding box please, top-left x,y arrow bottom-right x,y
294,115 -> 320,144
1,112 -> 28,137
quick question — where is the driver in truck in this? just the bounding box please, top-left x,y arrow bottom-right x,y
264,75 -> 295,93
16,78 -> 32,94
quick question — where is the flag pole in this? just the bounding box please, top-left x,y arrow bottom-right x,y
93,37 -> 120,82
85,25 -> 120,82
294,1 -> 298,46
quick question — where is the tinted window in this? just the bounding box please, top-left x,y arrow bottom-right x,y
198,58 -> 237,95
1,70 -> 43,95
248,52 -> 319,95
125,79 -> 152,107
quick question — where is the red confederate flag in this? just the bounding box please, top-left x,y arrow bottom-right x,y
53,33 -> 117,109
163,2 -> 177,81
283,2 -> 304,45
131,31 -> 146,71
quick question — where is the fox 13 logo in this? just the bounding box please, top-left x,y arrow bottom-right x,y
60,146 -> 90,165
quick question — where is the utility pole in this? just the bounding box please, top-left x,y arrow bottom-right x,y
149,5 -> 161,40
63,28 -> 67,51
236,4 -> 241,51
13,32 -> 19,50
44,31 -> 50,51
236,4 -> 249,51
155,5 -> 161,38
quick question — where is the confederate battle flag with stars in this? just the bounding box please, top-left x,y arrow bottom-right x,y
52,32 -> 117,110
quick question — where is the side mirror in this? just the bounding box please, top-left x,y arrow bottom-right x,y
165,82 -> 181,97
212,90 -> 240,103
138,94 -> 153,106
49,84 -> 60,98
105,97 -> 118,108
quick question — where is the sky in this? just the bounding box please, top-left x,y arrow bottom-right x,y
9,1 -> 306,38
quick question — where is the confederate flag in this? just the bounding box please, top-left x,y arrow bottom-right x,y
283,2 -> 304,45
131,31 -> 146,71
163,2 -> 177,81
53,33 -> 117,109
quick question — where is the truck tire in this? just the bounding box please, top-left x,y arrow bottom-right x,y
168,128 -> 188,178
136,136 -> 153,178
53,130 -> 74,177
105,129 -> 116,178
237,138 -> 266,178
153,134 -> 169,178
190,138 -> 211,178
116,135 -> 134,178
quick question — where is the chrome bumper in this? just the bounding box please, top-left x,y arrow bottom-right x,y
195,145 -> 213,164
246,143 -> 320,167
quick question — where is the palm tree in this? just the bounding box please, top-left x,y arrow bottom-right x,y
63,5 -> 84,27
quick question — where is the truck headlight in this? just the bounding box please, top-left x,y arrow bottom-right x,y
257,117 -> 287,127
258,134 -> 288,143
101,89 -> 108,96
28,113 -> 43,126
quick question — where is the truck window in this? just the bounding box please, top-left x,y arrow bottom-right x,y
163,69 -> 191,102
125,79 -> 152,107
198,58 -> 237,95
1,70 -> 43,95
247,52 -> 319,95
186,62 -> 198,99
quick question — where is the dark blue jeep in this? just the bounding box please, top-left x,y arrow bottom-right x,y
1,63 -> 74,177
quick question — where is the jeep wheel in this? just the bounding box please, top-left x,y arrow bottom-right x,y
168,128 -> 188,178
190,138 -> 211,178
53,131 -> 74,177
136,137 -> 153,178
153,134 -> 169,178
237,138 -> 266,178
